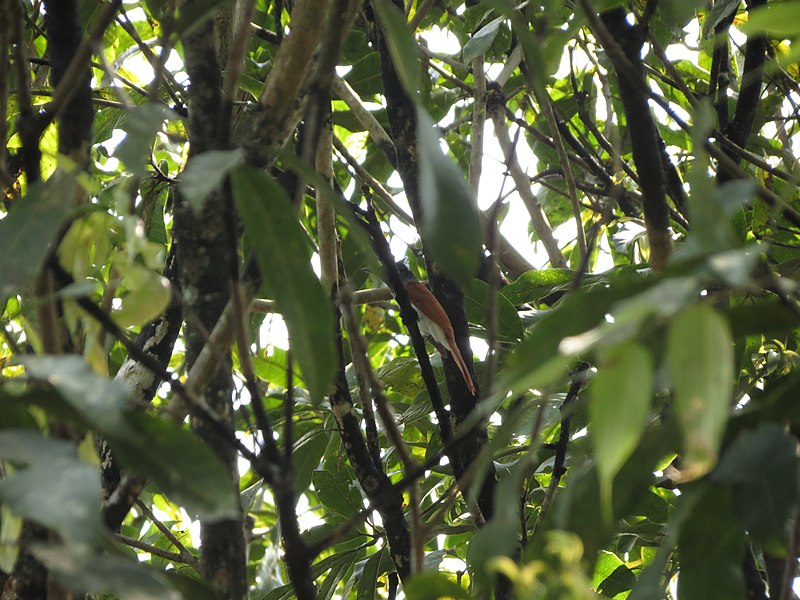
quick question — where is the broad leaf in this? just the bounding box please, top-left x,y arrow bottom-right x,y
0,173 -> 77,295
231,166 -> 336,403
372,0 -> 421,99
742,2 -> 800,36
180,148 -> 244,210
712,423 -> 799,553
0,431 -> 101,547
463,17 -> 503,63
312,468 -> 363,520
404,572 -> 470,600
21,355 -> 238,520
115,104 -> 175,177
417,110 -> 481,286
33,544 -> 181,600
590,342 -> 653,520
667,305 -> 733,479
677,485 -> 746,600
701,0 -> 740,38
502,268 -> 575,305
463,278 -> 523,341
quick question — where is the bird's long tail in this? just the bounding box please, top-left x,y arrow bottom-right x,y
447,338 -> 477,396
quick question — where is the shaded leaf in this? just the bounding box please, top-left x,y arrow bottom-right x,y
677,484 -> 746,600
417,110 -> 481,286
0,431 -> 101,547
372,0 -> 421,99
33,544 -> 180,600
293,430 -> 331,494
21,356 -> 238,520
356,549 -> 394,600
712,423 -> 798,553
590,342 -> 653,519
180,148 -> 244,210
702,0 -> 740,38
0,173 -> 77,295
312,468 -> 363,520
111,412 -> 240,521
115,104 -> 175,177
667,305 -> 733,479
463,278 -> 523,341
231,166 -> 336,403
463,17 -> 503,62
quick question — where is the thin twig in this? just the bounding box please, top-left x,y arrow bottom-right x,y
133,500 -> 200,570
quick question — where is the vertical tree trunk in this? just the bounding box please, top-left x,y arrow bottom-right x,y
176,11 -> 247,600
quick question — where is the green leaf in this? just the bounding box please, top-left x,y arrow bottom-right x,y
356,549 -> 394,600
593,551 -> 636,597
312,468 -> 363,520
677,484 -> 747,600
231,166 -> 336,403
701,0 -> 740,38
111,412 -> 240,521
21,355 -> 239,520
372,0 -> 421,99
292,430 -> 331,494
377,356 -> 425,398
466,465 -> 524,585
590,342 -> 653,520
180,148 -> 244,210
712,423 -> 798,553
667,305 -> 734,479
115,104 -> 176,177
417,110 -> 481,286
463,17 -> 503,62
0,173 -> 77,295
741,2 -> 800,36
463,278 -> 523,341
503,272 -> 652,395
0,431 -> 101,547
318,551 -> 359,600
404,572 -> 470,600
33,544 -> 181,600
502,269 -> 576,305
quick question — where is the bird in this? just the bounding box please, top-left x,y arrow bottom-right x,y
394,261 -> 477,396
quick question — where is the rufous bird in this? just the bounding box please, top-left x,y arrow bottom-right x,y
395,261 -> 477,396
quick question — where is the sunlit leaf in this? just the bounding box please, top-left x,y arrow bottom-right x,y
404,572 -> 470,600
741,2 -> 800,36
502,269 -> 575,305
